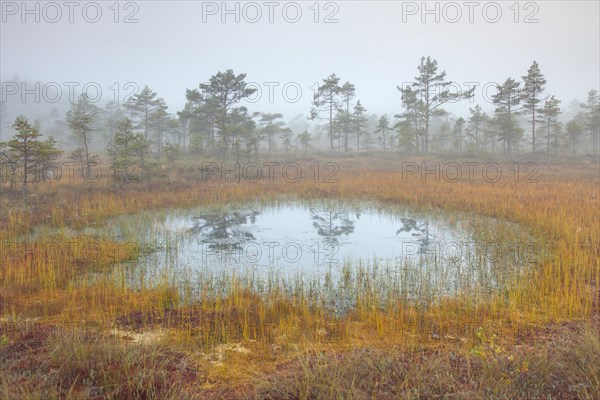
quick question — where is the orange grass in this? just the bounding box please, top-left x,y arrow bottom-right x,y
1,156 -> 598,353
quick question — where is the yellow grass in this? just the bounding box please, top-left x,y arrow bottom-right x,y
1,155 -> 598,397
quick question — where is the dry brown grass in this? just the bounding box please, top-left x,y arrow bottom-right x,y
1,154 -> 598,398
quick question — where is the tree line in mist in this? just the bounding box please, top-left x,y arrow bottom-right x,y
1,56 -> 599,190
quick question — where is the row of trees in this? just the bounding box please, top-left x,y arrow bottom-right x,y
398,93 -> 596,156
292,58 -> 599,156
393,58 -> 599,155
2,59 -> 599,191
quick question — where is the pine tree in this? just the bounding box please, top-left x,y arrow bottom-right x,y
310,74 -> 341,151
109,118 -> 153,182
434,120 -> 452,152
394,119 -> 416,153
109,118 -> 135,182
130,130 -> 154,178
375,115 -> 391,151
338,81 -> 355,152
522,61 -> 546,152
538,96 -> 562,154
102,101 -> 125,143
67,93 -> 98,177
176,101 -> 194,150
453,117 -> 465,153
259,113 -> 284,153
492,78 -> 522,155
395,86 -> 421,152
280,128 -> 294,153
227,107 -> 257,162
353,101 -> 368,152
565,115 -> 583,155
124,85 -> 160,141
398,57 -> 474,153
580,89 -> 599,155
181,88 -> 220,153
5,116 -> 62,193
200,70 -> 257,158
297,130 -> 312,154
484,112 -> 503,153
466,105 -> 487,151
149,98 -> 169,157
163,142 -> 181,165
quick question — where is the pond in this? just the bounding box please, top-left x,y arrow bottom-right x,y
98,199 -> 541,309
152,203 -> 476,272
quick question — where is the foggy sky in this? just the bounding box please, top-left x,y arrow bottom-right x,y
1,1 -> 599,121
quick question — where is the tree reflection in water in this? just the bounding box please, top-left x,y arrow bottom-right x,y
397,217 -> 432,255
310,208 -> 357,246
187,207 -> 434,260
190,210 -> 260,249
